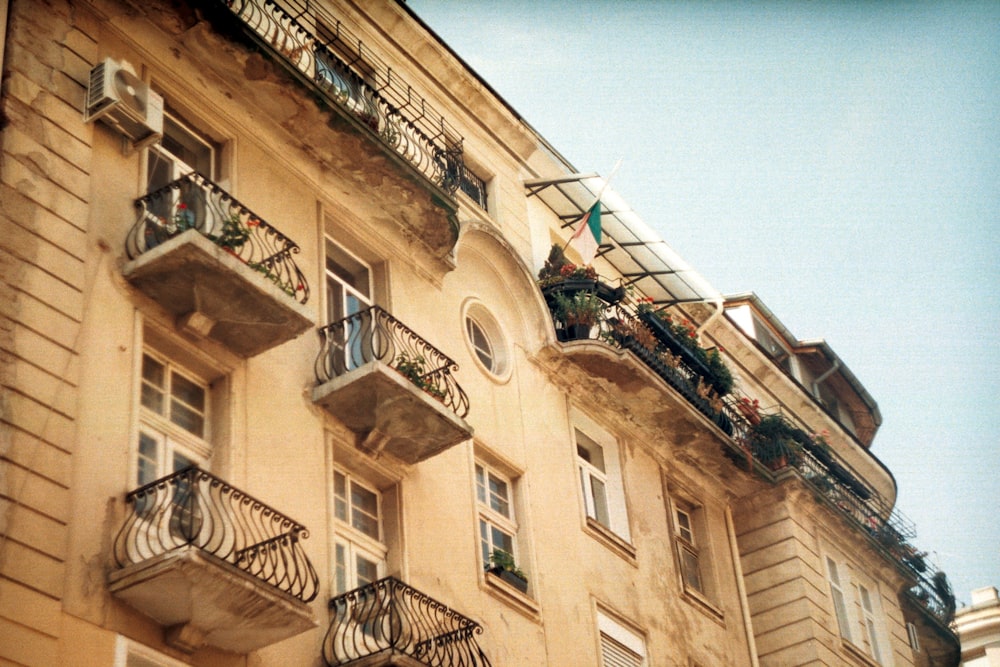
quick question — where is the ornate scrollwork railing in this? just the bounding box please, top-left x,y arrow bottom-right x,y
315,305 -> 470,420
218,0 -> 464,195
112,466 -> 319,602
127,172 -> 310,303
323,577 -> 491,667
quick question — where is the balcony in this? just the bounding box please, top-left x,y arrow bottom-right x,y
206,0 -> 465,254
123,173 -> 314,357
313,306 -> 472,464
109,467 -> 319,653
323,577 -> 491,667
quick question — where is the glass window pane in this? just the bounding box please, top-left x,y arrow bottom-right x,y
590,475 -> 610,527
170,400 -> 205,437
142,354 -> 165,387
350,482 -> 379,539
141,356 -> 165,414
490,525 -> 514,556
335,543 -> 347,594
488,473 -> 510,517
170,372 -> 205,412
356,554 -> 378,586
480,519 -> 490,567
137,433 -> 159,485
575,430 -> 606,472
475,464 -> 487,504
680,545 -> 703,593
172,451 -> 195,472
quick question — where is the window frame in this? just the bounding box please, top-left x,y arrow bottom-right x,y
596,609 -> 647,667
671,502 -> 704,597
462,301 -> 510,381
571,412 -> 631,547
136,350 -> 211,487
826,556 -> 854,643
858,583 -> 887,665
331,468 -> 386,595
475,461 -> 518,571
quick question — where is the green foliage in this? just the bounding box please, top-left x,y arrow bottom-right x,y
552,290 -> 605,327
488,549 -> 526,580
394,353 -> 445,400
750,414 -> 803,466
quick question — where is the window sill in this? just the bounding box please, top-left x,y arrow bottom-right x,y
483,571 -> 540,622
584,516 -> 637,564
841,639 -> 883,667
681,587 -> 725,625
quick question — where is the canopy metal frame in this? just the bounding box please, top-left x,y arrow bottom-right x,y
525,173 -> 722,307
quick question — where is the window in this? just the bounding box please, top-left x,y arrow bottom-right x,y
826,557 -> 853,642
475,462 -> 518,571
672,504 -> 704,596
906,621 -> 920,653
597,611 -> 646,667
115,635 -> 189,667
463,303 -> 509,378
326,240 -> 373,372
577,430 -> 610,528
146,111 -> 215,223
572,412 -> 631,545
332,469 -> 385,594
137,351 -> 209,487
458,163 -> 488,211
859,584 -> 886,664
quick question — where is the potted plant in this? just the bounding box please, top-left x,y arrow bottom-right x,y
552,290 -> 605,341
750,414 -> 803,470
487,549 -> 528,594
537,244 -> 624,303
393,353 -> 446,400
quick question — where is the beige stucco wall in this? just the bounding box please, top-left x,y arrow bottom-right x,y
0,1 -> 957,666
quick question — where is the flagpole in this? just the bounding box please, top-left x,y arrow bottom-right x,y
561,158 -> 623,256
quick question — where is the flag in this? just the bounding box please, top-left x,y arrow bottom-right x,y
569,201 -> 601,265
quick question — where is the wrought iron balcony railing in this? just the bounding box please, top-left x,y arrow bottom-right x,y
315,305 -> 470,420
113,466 -> 319,602
127,172 -> 309,303
323,577 -> 491,667
217,0 -> 463,197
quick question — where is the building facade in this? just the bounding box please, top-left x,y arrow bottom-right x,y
955,587 -> 1000,666
0,0 -> 960,665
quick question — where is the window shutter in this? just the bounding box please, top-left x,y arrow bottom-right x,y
600,633 -> 643,667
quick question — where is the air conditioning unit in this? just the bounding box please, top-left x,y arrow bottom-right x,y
84,58 -> 164,149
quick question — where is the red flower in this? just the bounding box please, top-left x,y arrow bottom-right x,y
177,203 -> 188,209
247,218 -> 260,227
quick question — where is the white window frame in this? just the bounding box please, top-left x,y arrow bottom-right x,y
115,635 -> 189,667
136,350 -> 211,486
906,621 -> 920,654
671,502 -> 705,597
572,409 -> 631,543
475,461 -> 518,570
332,468 -> 386,594
597,610 -> 646,667
826,556 -> 854,643
859,583 -> 888,665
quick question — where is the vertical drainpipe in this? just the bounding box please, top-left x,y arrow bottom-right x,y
726,505 -> 761,667
695,298 -> 725,339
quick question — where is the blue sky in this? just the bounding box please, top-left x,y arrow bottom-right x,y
408,0 -> 1000,605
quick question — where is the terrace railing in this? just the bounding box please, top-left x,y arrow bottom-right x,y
315,305 -> 470,420
113,466 -> 319,602
127,172 -> 309,304
217,0 -> 463,196
540,281 -> 952,623
323,577 -> 491,667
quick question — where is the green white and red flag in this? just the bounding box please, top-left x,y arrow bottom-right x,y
569,201 -> 602,266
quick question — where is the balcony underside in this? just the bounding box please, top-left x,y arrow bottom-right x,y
123,231 -> 315,357
312,361 -> 473,464
108,545 -> 317,654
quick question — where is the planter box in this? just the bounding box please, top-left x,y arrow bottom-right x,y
488,567 -> 528,594
541,280 -> 625,305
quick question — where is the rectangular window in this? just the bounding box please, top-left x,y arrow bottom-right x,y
906,621 -> 920,653
826,557 -> 853,642
332,469 -> 385,594
136,351 -> 209,487
145,111 -> 216,227
572,414 -> 631,546
597,611 -> 646,667
577,429 -> 610,528
475,462 -> 519,573
673,505 -> 704,595
325,239 -> 374,373
859,585 -> 885,664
